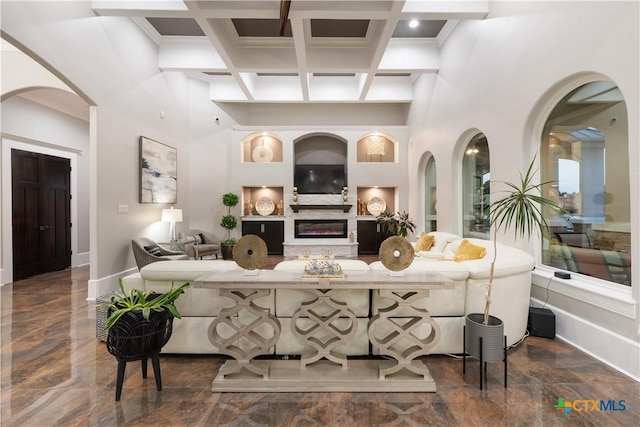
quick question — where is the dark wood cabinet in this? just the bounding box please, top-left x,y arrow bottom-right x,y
357,220 -> 394,255
242,220 -> 284,255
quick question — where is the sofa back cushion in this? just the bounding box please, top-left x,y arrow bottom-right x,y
140,260 -> 240,282
445,238 -> 535,279
428,232 -> 461,253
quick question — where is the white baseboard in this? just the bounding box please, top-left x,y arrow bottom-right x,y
74,252 -> 90,267
531,298 -> 640,382
87,267 -> 138,300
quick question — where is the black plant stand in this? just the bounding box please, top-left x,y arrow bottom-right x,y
106,310 -> 174,401
462,325 -> 508,390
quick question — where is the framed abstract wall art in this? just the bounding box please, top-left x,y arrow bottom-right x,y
139,136 -> 177,203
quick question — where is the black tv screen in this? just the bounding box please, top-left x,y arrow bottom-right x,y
294,164 -> 346,194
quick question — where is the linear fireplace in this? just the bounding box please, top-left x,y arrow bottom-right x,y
294,219 -> 348,239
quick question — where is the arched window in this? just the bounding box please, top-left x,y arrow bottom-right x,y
424,156 -> 437,232
462,133 -> 490,239
541,81 -> 631,286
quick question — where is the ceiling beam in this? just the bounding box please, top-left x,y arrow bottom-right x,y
279,0 -> 292,36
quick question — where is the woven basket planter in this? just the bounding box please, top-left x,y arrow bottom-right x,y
106,307 -> 174,361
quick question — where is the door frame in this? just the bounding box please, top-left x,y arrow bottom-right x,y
1,135 -> 79,284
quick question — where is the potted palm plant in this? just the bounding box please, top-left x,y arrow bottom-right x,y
375,210 -> 416,238
105,279 -> 190,400
220,192 -> 239,260
465,155 -> 563,365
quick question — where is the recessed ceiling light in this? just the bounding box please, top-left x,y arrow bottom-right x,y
409,20 -> 419,29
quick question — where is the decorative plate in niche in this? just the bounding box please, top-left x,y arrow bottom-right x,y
252,145 -> 274,162
366,197 -> 386,216
255,197 -> 275,216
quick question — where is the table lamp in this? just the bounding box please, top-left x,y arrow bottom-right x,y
161,207 -> 183,242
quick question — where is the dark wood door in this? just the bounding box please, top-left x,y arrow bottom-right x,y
12,149 -> 71,281
241,221 -> 284,255
262,221 -> 284,255
357,221 -> 378,255
357,220 -> 394,255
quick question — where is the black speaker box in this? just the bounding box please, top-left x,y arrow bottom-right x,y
528,307 -> 556,339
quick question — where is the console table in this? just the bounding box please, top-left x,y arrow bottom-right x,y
195,269 -> 452,392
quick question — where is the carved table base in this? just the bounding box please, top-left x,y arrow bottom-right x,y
198,270 -> 451,392
211,359 -> 436,392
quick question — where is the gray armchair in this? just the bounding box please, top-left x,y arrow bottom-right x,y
131,237 -> 189,270
181,229 -> 220,260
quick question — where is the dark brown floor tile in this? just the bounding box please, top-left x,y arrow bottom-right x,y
1,265 -> 639,427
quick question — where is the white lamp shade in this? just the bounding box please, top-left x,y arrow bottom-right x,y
161,208 -> 183,223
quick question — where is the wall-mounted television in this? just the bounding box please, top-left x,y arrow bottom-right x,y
294,164 -> 346,194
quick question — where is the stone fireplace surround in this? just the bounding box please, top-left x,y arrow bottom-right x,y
283,194 -> 358,257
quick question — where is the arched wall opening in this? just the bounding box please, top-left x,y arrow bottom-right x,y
1,39 -> 92,285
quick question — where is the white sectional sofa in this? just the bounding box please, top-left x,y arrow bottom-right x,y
120,260 -> 252,353
118,233 -> 534,355
272,259 -> 372,355
370,232 -> 535,353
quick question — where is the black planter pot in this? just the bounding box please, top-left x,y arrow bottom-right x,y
221,244 -> 234,260
106,309 -> 174,361
106,305 -> 174,401
464,313 -> 504,363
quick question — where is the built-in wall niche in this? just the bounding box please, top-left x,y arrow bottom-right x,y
356,187 -> 396,216
356,133 -> 396,163
294,133 -> 347,165
242,133 -> 283,163
242,187 -> 284,216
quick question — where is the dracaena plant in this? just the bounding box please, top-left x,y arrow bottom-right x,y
376,210 -> 416,238
482,155 -> 564,324
105,279 -> 190,330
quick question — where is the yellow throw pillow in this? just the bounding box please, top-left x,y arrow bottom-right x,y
453,239 -> 487,262
415,233 -> 435,252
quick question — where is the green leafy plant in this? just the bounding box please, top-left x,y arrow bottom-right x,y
222,192 -> 239,207
220,192 -> 239,243
376,210 -> 416,238
105,279 -> 190,330
220,215 -> 238,231
221,237 -> 237,246
482,155 -> 564,324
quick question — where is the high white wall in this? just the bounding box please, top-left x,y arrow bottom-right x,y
1,1 -> 197,296
407,1 -> 639,379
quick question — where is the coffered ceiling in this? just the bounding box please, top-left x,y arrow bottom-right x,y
92,1 -> 488,105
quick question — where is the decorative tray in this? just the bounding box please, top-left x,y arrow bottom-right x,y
302,274 -> 345,279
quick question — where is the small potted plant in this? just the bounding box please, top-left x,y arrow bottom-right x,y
104,279 -> 189,400
376,210 -> 416,238
220,192 -> 239,260
465,155 -> 563,365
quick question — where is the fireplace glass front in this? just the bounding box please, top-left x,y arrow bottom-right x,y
295,220 -> 348,238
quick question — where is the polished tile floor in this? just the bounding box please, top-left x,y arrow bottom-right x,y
1,264 -> 639,426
